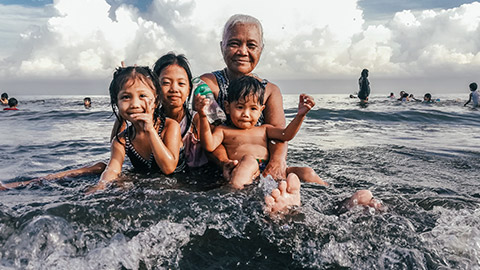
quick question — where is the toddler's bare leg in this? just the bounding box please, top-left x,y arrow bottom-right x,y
230,155 -> 259,189
287,166 -> 328,186
264,173 -> 301,213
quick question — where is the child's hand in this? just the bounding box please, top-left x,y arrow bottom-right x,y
131,97 -> 156,132
86,184 -> 104,194
298,94 -> 315,116
194,94 -> 209,117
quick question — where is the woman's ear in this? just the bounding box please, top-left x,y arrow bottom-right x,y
220,41 -> 224,55
224,101 -> 230,114
260,105 -> 265,112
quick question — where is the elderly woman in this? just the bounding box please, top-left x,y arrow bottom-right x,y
200,14 -> 288,180
196,14 -> 380,212
199,14 -> 324,182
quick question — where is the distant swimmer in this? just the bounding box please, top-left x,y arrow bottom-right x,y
1,93 -> 8,105
388,92 -> 395,99
398,91 -> 409,102
464,82 -> 479,108
423,93 -> 434,103
358,69 -> 370,102
409,93 -> 420,102
83,97 -> 91,108
3,98 -> 18,111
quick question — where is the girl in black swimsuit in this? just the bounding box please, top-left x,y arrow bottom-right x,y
89,66 -> 184,192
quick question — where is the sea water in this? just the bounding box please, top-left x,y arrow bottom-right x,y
0,94 -> 479,269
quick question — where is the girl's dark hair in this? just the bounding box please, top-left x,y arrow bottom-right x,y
109,66 -> 161,142
227,75 -> 265,105
153,52 -> 193,91
153,52 -> 195,138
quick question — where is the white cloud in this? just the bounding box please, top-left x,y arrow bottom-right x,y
1,0 -> 480,87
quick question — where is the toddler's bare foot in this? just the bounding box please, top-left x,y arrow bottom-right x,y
346,189 -> 383,210
264,173 -> 301,213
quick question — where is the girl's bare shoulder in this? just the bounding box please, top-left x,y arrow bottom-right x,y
164,117 -> 181,130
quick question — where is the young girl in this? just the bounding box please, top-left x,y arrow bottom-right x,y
90,66 -> 184,191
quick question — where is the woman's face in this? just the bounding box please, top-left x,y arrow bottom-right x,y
221,23 -> 263,77
159,64 -> 190,109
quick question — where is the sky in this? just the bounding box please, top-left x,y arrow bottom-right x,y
0,0 -> 479,95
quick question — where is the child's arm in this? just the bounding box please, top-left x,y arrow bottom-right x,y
88,137 -> 126,192
132,98 -> 181,175
464,93 -> 472,106
266,94 -> 314,141
149,118 -> 181,175
194,94 -> 224,152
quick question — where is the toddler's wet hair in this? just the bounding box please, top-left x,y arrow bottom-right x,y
226,75 -> 265,105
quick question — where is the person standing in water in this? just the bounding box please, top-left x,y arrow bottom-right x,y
464,82 -> 479,108
358,69 -> 370,102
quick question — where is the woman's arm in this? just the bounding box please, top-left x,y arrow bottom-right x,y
262,82 -> 288,179
200,73 -> 221,100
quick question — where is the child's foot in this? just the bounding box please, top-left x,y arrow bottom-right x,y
264,174 -> 301,213
346,190 -> 383,210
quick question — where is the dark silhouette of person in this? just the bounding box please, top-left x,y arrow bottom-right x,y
358,69 -> 370,102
